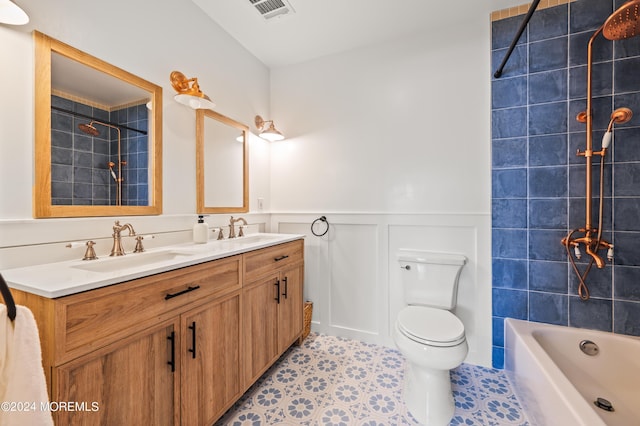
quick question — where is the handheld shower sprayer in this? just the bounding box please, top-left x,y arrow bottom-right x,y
601,108 -> 633,149
108,162 -> 117,181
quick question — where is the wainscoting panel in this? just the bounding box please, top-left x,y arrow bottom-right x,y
327,223 -> 379,333
277,219 -> 383,343
275,213 -> 491,367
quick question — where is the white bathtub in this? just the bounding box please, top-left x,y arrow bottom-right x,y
504,318 -> 640,426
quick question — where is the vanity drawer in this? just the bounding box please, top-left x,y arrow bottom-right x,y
55,255 -> 241,363
244,239 -> 303,281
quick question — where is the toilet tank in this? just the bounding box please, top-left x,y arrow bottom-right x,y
398,250 -> 467,310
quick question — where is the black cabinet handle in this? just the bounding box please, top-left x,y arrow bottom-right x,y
275,280 -> 281,304
188,321 -> 196,359
167,331 -> 175,372
282,276 -> 288,299
164,285 -> 200,300
274,255 -> 289,262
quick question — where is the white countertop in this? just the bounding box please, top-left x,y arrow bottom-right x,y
1,233 -> 304,298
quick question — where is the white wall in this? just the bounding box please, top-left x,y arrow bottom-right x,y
0,0 -> 271,254
270,17 -> 491,214
270,16 -> 493,366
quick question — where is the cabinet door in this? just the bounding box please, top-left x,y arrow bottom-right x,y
241,274 -> 279,386
55,320 -> 179,426
181,292 -> 242,426
278,264 -> 304,352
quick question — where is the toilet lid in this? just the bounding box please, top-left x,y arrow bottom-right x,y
397,306 -> 465,347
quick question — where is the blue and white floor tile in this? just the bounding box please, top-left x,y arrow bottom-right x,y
216,333 -> 530,425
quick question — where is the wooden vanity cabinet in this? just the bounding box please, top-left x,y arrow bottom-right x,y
13,239 -> 304,426
241,240 -> 304,387
14,254 -> 243,426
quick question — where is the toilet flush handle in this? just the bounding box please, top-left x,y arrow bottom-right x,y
400,265 -> 411,270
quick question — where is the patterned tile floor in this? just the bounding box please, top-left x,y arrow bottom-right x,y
216,333 -> 530,425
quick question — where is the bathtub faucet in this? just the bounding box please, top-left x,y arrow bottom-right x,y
562,229 -> 613,270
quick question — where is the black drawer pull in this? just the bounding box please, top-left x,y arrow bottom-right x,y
282,276 -> 288,299
167,331 -> 175,372
164,285 -> 200,300
274,255 -> 289,262
188,321 -> 196,359
275,280 -> 281,304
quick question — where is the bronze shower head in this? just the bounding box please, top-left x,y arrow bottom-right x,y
603,0 -> 640,40
78,122 -> 100,136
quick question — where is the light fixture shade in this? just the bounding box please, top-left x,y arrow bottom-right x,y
174,93 -> 216,110
255,115 -> 285,141
0,0 -> 29,25
170,71 -> 216,110
260,123 -> 285,141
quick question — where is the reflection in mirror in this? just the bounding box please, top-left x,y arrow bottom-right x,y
196,110 -> 248,213
34,31 -> 163,217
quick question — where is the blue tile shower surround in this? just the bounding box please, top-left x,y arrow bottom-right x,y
50,95 -> 149,206
217,333 -> 530,425
491,0 -> 640,368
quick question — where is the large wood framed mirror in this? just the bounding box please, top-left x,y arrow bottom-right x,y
34,31 -> 162,218
196,109 -> 248,213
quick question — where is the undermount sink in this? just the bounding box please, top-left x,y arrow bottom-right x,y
215,234 -> 280,248
228,234 -> 279,244
71,250 -> 194,273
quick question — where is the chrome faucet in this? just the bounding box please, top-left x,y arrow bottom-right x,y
228,216 -> 247,239
110,220 -> 136,256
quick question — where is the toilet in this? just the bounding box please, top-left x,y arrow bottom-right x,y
393,250 -> 468,426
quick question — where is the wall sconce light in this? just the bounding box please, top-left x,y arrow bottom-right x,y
255,115 -> 284,141
0,0 -> 29,25
170,71 -> 216,110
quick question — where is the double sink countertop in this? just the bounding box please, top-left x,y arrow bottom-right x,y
2,233 -> 304,298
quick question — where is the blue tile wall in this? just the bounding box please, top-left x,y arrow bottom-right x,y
491,0 -> 640,368
50,96 -> 148,206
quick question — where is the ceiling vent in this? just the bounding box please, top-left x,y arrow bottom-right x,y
249,0 -> 295,20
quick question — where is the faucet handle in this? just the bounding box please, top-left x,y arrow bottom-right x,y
82,241 -> 98,261
212,226 -> 224,240
133,236 -> 145,253
238,226 -> 244,237
66,240 -> 98,260
133,235 -> 155,253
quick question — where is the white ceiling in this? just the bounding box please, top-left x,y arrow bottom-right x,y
192,0 -> 528,68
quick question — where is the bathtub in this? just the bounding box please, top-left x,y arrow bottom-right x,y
504,318 -> 640,426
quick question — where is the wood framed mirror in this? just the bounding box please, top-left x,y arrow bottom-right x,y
196,109 -> 248,213
34,31 -> 162,218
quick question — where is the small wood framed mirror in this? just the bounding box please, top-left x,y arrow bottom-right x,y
196,109 -> 248,213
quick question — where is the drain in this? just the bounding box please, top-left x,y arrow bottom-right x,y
579,339 -> 599,356
594,397 -> 614,412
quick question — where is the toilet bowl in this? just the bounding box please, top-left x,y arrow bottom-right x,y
394,250 -> 468,425
394,306 -> 468,425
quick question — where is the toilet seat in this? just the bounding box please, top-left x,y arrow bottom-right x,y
397,306 -> 465,347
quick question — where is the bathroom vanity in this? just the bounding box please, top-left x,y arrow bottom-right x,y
6,235 -> 304,425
